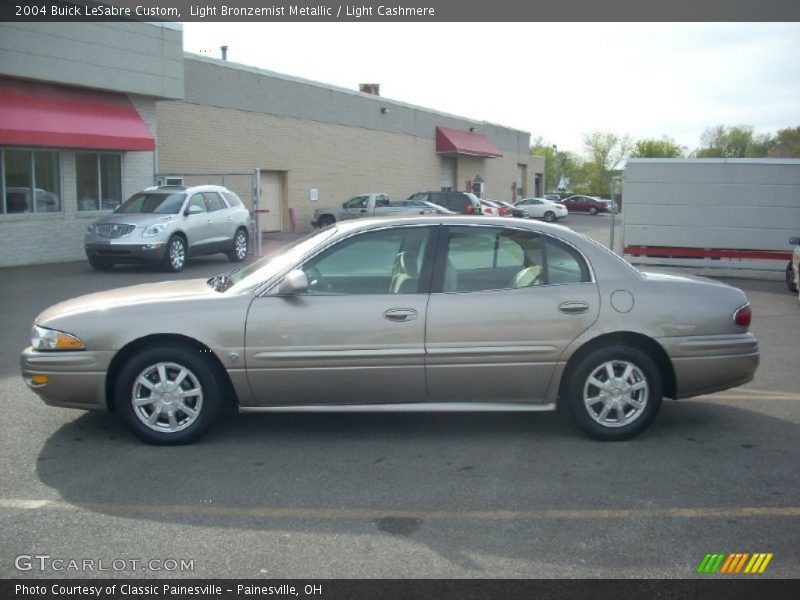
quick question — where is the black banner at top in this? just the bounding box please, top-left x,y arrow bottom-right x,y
1,0 -> 800,22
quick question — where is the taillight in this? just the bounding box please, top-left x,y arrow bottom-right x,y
734,304 -> 752,328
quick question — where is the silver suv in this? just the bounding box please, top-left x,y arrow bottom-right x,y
84,185 -> 251,272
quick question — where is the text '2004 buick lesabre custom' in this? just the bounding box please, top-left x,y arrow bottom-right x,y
21,216 -> 759,444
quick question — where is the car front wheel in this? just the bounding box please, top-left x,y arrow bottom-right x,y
115,344 -> 223,445
228,228 -> 248,262
163,235 -> 187,272
564,345 -> 662,441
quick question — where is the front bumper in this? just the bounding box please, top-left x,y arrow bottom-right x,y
85,241 -> 167,264
658,332 -> 760,398
21,347 -> 113,411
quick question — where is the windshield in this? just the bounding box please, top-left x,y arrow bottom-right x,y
218,226 -> 338,293
116,193 -> 186,214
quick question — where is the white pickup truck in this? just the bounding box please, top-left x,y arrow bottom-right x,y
312,193 -> 435,227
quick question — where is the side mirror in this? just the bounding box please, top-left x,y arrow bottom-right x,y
185,205 -> 203,216
278,269 -> 309,295
790,237 -> 800,245
342,202 -> 349,209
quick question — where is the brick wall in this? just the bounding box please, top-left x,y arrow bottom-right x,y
157,101 -> 538,231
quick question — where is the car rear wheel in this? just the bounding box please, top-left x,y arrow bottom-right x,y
588,206 -> 598,216
228,228 -> 248,262
543,211 -> 556,222
786,261 -> 798,293
317,215 -> 335,228
163,235 -> 187,272
565,345 -> 662,441
115,344 -> 223,445
88,256 -> 114,271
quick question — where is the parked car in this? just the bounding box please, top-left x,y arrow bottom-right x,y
24,216 -> 758,445
787,236 -> 800,294
312,193 -> 436,227
406,191 -> 483,215
561,195 -> 613,215
391,199 -> 455,215
491,199 -> 526,218
515,197 -> 568,222
84,185 -> 252,272
544,193 -> 563,203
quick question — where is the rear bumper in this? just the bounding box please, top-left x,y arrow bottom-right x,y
658,333 -> 759,398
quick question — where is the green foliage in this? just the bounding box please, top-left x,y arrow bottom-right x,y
631,137 -> 685,158
582,132 -> 632,196
694,125 -> 777,158
531,141 -> 558,192
772,126 -> 800,157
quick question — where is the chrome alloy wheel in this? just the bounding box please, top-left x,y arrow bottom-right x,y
583,360 -> 648,428
169,238 -> 186,271
132,362 -> 203,433
234,230 -> 247,260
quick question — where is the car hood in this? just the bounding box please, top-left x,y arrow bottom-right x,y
36,279 -> 216,324
93,213 -> 178,226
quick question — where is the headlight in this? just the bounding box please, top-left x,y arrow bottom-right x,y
85,224 -> 95,234
143,223 -> 168,237
31,325 -> 85,351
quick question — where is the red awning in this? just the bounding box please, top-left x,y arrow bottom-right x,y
435,126 -> 502,158
0,78 -> 155,151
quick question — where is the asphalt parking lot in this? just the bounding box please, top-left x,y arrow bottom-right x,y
1,214 -> 798,579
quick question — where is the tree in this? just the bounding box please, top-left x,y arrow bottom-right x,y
771,126 -> 800,157
631,137 -> 685,158
531,140 -> 558,192
694,125 -> 775,158
582,131 -> 632,196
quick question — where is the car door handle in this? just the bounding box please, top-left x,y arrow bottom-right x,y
558,301 -> 589,315
383,308 -> 418,322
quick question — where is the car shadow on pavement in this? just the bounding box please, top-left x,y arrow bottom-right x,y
34,400 -> 800,575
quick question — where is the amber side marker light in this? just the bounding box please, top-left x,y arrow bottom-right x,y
31,375 -> 49,385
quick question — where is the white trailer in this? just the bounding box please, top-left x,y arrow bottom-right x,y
622,158 -> 800,279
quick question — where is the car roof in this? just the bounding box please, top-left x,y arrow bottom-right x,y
142,184 -> 231,194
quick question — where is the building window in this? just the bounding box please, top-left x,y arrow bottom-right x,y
1,148 -> 61,214
76,153 -> 122,211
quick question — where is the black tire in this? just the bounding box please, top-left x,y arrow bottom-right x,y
317,215 -> 335,228
88,256 -> 114,271
588,206 -> 598,216
543,211 -> 556,222
115,344 -> 224,445
228,228 -> 248,262
162,235 -> 187,272
564,345 -> 662,441
786,262 -> 798,293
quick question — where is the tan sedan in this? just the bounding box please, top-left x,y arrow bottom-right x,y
22,217 -> 759,444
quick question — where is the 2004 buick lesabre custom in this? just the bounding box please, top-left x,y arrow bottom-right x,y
21,217 -> 759,444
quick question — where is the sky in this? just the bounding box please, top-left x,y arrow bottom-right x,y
182,22 -> 800,156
